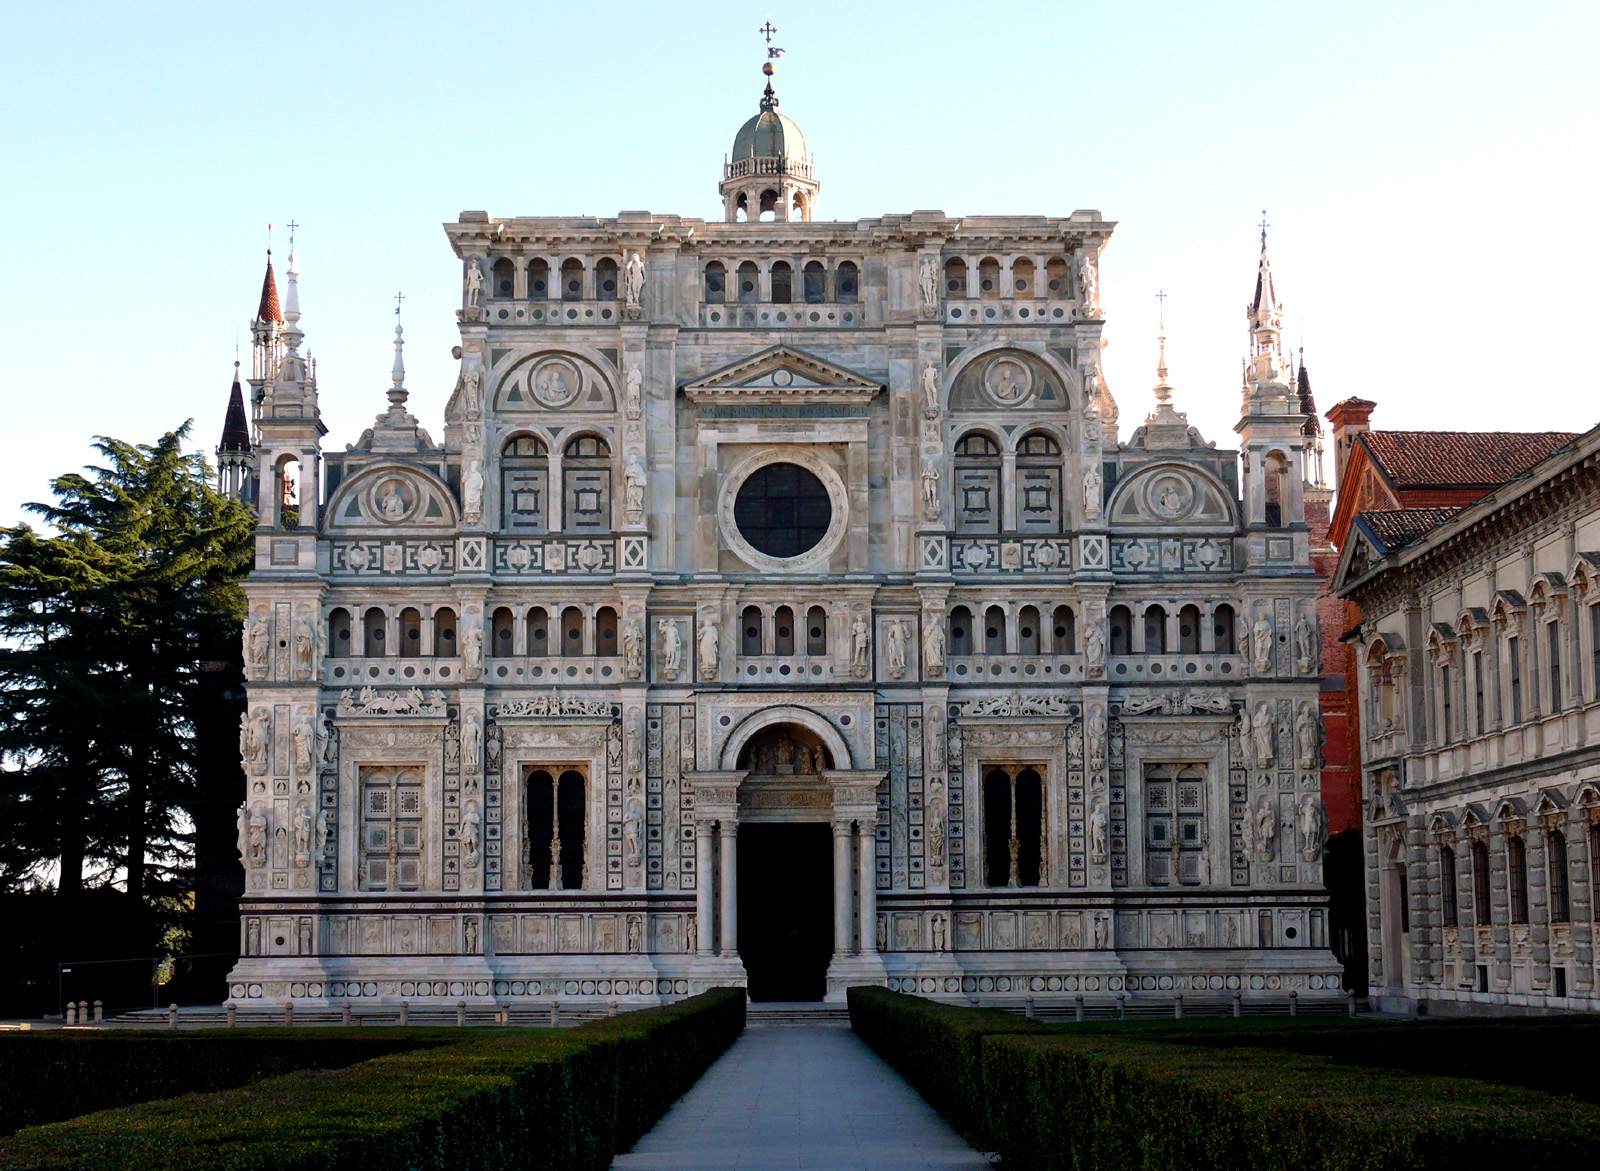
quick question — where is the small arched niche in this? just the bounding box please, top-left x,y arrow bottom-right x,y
738,724 -> 834,776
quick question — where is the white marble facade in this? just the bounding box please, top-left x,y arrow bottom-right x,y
225,85 -> 1340,1006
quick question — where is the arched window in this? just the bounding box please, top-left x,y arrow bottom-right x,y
984,605 -> 1007,655
983,765 -> 1044,887
835,261 -> 859,302
433,607 -> 456,658
363,607 -> 387,656
949,606 -> 973,657
1471,839 -> 1491,924
802,260 -> 825,303
983,768 -> 1012,887
1144,605 -> 1168,654
491,607 -> 515,657
741,606 -> 763,656
275,455 -> 300,530
704,261 -> 726,304
978,256 -> 1001,300
758,188 -> 778,221
399,607 -> 422,656
1109,605 -> 1132,656
792,191 -> 808,221
559,258 -> 583,301
525,606 -> 549,657
327,608 -> 352,658
1010,257 -> 1035,297
492,257 -> 515,299
737,260 -> 760,303
1264,451 -> 1289,527
1549,830 -> 1570,923
560,606 -> 584,658
594,257 -> 619,300
944,257 -> 967,297
1441,844 -> 1459,927
773,605 -> 796,656
562,435 -> 612,533
1046,256 -> 1069,297
769,261 -> 792,304
1214,604 -> 1237,655
594,606 -> 618,658
1592,823 -> 1600,917
527,258 -> 549,300
1178,605 -> 1202,655
1017,605 -> 1041,656
806,605 -> 827,656
1016,431 -> 1063,533
1507,835 -> 1529,924
501,435 -> 549,533
954,432 -> 1002,533
1052,605 -> 1076,654
524,767 -> 586,890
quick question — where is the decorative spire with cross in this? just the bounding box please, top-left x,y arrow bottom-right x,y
390,291 -> 407,405
757,19 -> 784,109
1153,289 -> 1172,404
1259,208 -> 1270,250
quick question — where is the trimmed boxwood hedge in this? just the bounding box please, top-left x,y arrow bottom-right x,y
0,1030 -> 446,1136
0,989 -> 745,1170
848,988 -> 1600,1170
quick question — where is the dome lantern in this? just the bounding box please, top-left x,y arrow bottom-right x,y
720,38 -> 819,222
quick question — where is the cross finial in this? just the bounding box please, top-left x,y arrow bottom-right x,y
759,20 -> 777,47
286,219 -> 299,247
265,220 -> 273,256
1155,288 -> 1168,331
394,290 -> 406,317
1259,209 -> 1270,249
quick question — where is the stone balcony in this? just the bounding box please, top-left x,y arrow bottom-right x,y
943,298 -> 1078,325
485,655 -> 627,685
1102,653 -> 1246,684
947,653 -> 1084,683
699,301 -> 865,329
325,656 -> 463,686
732,654 -> 844,684
482,299 -> 629,326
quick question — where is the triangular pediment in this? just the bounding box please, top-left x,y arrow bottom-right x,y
1331,527 -> 1382,596
682,346 -> 881,405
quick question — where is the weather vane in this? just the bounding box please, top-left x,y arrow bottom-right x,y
394,290 -> 406,318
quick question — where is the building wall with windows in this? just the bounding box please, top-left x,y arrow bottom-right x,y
1335,425 -> 1600,1012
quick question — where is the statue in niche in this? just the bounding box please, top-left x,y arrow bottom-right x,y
461,362 -> 482,417
697,618 -> 718,679
463,258 -> 483,308
623,250 -> 646,304
247,919 -> 261,955
1084,619 -> 1106,670
1298,794 -> 1325,863
626,717 -> 644,784
1294,615 -> 1316,675
245,804 -> 268,867
1082,466 -> 1103,521
622,618 -> 645,679
463,708 -> 482,774
657,618 -> 682,679
241,708 -> 270,774
626,916 -> 642,954
1087,705 -> 1107,772
1295,702 -> 1319,770
623,453 -> 647,517
1252,612 -> 1274,675
1236,705 -> 1253,764
247,614 -> 269,675
293,614 -> 314,674
922,466 -> 940,521
931,913 -> 948,952
1074,250 -> 1098,315
918,256 -> 939,315
886,620 -> 909,680
298,919 -> 313,955
317,713 -> 337,770
461,800 -> 481,868
1254,798 -> 1278,862
464,916 -> 479,954
1092,913 -> 1111,950
461,625 -> 483,678
921,363 -> 941,418
624,365 -> 643,419
378,482 -> 408,522
922,620 -> 945,675
292,718 -> 313,774
773,735 -> 795,772
1252,701 -> 1275,769
1089,798 -> 1108,864
293,804 -> 313,863
463,460 -> 484,524
315,807 -> 331,861
1062,914 -> 1083,949
625,798 -> 645,868
850,613 -> 871,677
927,779 -> 947,868
1082,365 -> 1102,419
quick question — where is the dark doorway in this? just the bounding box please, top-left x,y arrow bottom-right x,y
737,823 -> 833,1001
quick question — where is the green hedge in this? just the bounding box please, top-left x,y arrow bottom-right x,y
0,989 -> 745,1170
850,988 -> 1600,1170
0,1030 -> 446,1136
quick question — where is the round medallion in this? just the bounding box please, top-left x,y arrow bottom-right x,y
1146,472 -> 1195,520
771,367 -> 794,388
982,356 -> 1033,406
530,357 -> 582,408
370,477 -> 416,524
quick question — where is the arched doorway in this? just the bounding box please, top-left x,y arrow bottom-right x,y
735,725 -> 836,1001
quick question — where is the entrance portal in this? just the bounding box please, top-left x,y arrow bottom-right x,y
737,823 -> 833,1001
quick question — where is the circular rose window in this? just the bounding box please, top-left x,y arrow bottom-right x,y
733,462 -> 833,558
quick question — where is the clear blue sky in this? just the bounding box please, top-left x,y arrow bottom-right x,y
2,0 -> 1596,524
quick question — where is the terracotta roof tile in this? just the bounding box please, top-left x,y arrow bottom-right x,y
257,257 -> 283,324
1360,430 -> 1578,490
1357,507 -> 1462,552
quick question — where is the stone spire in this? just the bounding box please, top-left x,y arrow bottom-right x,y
1298,351 -> 1327,489
1245,216 -> 1289,395
358,294 -> 432,453
1131,301 -> 1209,450
217,360 -> 254,503
720,25 -> 819,222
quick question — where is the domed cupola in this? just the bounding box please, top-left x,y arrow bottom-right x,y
720,41 -> 819,222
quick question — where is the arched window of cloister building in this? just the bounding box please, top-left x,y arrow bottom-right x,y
559,606 -> 584,658
953,433 -> 1002,533
362,606 -> 387,657
559,258 -> 583,301
948,606 -> 974,657
982,765 -> 1044,887
492,257 -> 515,299
594,257 -> 619,300
399,607 -> 422,656
327,607 -> 352,658
491,607 -> 515,657
802,260 -> 825,303
773,605 -> 796,655
523,767 -> 586,890
1213,604 -> 1237,655
983,605 -> 1008,655
525,606 -> 549,657
1548,830 -> 1570,923
1010,257 -> 1035,297
806,605 -> 828,655
978,256 -> 1001,300
562,435 -> 611,532
433,607 -> 457,658
594,606 -> 619,658
769,261 -> 792,304
1016,431 -> 1063,533
527,258 -> 549,300
1108,605 -> 1132,656
1470,839 -> 1492,923
1143,605 -> 1168,654
704,261 -> 727,303
1264,451 -> 1289,527
1178,605 -> 1202,655
737,260 -> 760,303
741,606 -> 763,656
1017,606 -> 1041,656
943,257 -> 967,297
501,435 -> 549,533
1507,834 -> 1530,924
835,261 -> 859,302
1052,605 -> 1076,654
1440,844 -> 1459,927
1045,256 -> 1069,297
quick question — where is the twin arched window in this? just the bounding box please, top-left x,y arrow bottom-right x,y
501,434 -> 611,533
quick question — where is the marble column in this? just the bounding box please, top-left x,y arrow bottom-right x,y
857,822 -> 876,955
833,820 -> 853,957
719,821 -> 738,955
696,822 -> 715,955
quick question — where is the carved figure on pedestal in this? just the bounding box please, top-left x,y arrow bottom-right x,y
246,805 -> 268,867
461,625 -> 483,679
317,713 -> 337,771
1295,702 -> 1319,770
1092,912 -> 1111,949
1297,794 -> 1325,863
1294,615 -> 1315,675
1083,364 -> 1101,419
1251,701 -> 1275,769
463,461 -> 484,524
1254,798 -> 1278,862
461,362 -> 482,417
622,619 -> 645,679
463,258 -> 482,308
294,615 -> 314,675
464,916 -> 479,954
697,617 -> 719,679
927,778 -> 947,868
622,250 -> 646,304
292,718 -> 313,774
1089,798 -> 1108,864
850,613 -> 871,677
624,365 -> 643,419
1236,704 -> 1253,765
462,800 -> 481,869
624,798 -> 645,869
293,804 -> 313,863
247,614 -> 269,675
463,708 -> 482,774
1083,466 -> 1103,521
921,363 -> 941,418
1074,250 -> 1099,315
657,618 -> 682,680
923,619 -> 945,676
241,708 -> 270,774
931,913 -> 948,951
886,620 -> 909,679
1084,620 -> 1106,671
1252,612 -> 1274,675
922,466 -> 940,521
315,807 -> 331,861
627,916 -> 642,954
623,453 -> 646,518
1087,705 -> 1107,772
918,256 -> 939,316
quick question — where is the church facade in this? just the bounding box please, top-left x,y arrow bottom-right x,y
224,65 -> 1341,1007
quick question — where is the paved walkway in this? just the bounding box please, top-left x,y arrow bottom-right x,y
613,1022 -> 990,1170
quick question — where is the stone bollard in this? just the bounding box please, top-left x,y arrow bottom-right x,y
284,1001 -> 294,1028
1289,990 -> 1298,1018
167,1004 -> 179,1029
1347,989 -> 1357,1018
549,1001 -> 559,1027
1024,996 -> 1035,1021
78,1001 -> 88,1026
1232,991 -> 1242,1018
456,1001 -> 466,1028
1074,994 -> 1085,1023
499,1005 -> 510,1026
1115,992 -> 1126,1020
1174,995 -> 1184,1020
341,1004 -> 351,1026
398,1001 -> 409,1027
93,1001 -> 103,1025
227,1004 -> 237,1028
65,1002 -> 76,1026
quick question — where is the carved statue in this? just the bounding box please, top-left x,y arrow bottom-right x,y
293,804 -> 313,862
315,807 -> 331,860
1295,702 -> 1319,770
1087,705 -> 1107,772
246,920 -> 261,955
622,250 -> 646,304
317,713 -> 338,770
247,615 -> 269,674
1084,619 -> 1106,670
1294,615 -> 1316,674
461,362 -> 482,416
927,779 -> 947,868
657,618 -> 682,679
917,256 -> 939,313
1083,466 -> 1103,521
922,466 -> 940,521
1089,798 -> 1108,864
1255,798 -> 1279,862
241,708 -> 270,773
623,619 -> 645,679
461,800 -> 481,868
464,916 -> 479,954
931,913 -> 948,952
697,618 -> 719,679
1252,613 -> 1274,674
463,707 -> 482,773
627,916 -> 643,954
1074,249 -> 1098,315
293,615 -> 314,675
1092,913 -> 1111,950
886,620 -> 909,680
378,483 -> 407,521
292,718 -> 313,774
1082,364 -> 1102,419
246,805 -> 268,867
1252,701 -> 1275,769
624,365 -> 643,419
461,625 -> 483,678
1236,704 -> 1253,765
1298,794 -> 1325,863
921,363 -> 940,417
623,453 -> 647,516
850,614 -> 871,677
624,798 -> 645,869
463,258 -> 483,308
463,461 -> 484,523
923,620 -> 945,675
